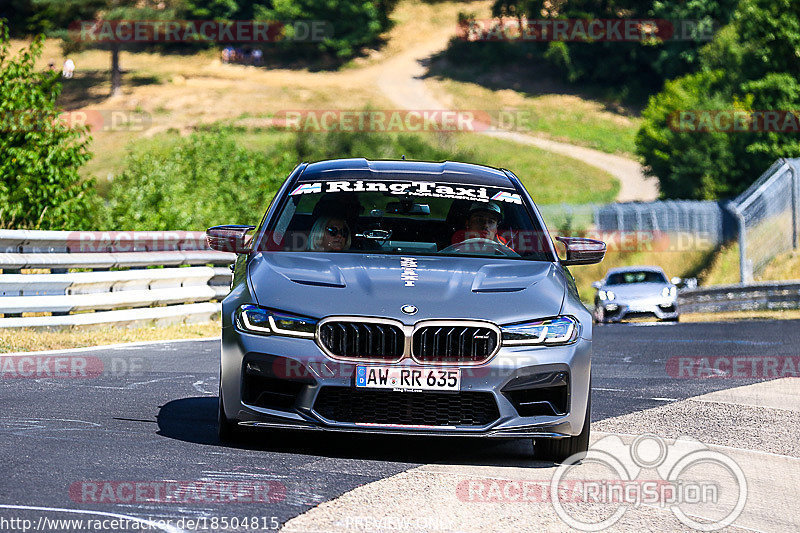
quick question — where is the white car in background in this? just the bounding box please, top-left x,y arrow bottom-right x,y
592,266 -> 680,323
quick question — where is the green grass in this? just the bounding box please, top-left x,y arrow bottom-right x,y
446,134 -> 619,204
105,126 -> 620,207
427,78 -> 641,156
700,242 -> 800,285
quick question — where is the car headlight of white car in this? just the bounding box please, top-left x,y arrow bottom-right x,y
661,286 -> 677,298
598,289 -> 615,301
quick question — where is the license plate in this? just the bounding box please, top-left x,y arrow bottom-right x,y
355,366 -> 460,391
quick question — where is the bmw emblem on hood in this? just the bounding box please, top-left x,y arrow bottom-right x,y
401,304 -> 418,315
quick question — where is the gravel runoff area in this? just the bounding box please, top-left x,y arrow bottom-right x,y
282,378 -> 800,533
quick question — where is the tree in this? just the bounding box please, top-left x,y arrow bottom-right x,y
0,21 -> 98,229
636,0 -> 800,199
485,0 -> 737,95
33,0 -> 177,96
254,0 -> 397,59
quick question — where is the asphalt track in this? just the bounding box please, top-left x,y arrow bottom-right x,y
0,320 -> 797,532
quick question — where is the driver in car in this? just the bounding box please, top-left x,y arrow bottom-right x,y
451,202 -> 514,250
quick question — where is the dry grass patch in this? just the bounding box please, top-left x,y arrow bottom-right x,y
0,321 -> 220,353
681,309 -> 800,322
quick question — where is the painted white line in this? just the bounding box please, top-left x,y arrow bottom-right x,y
592,387 -> 625,392
690,397 -> 800,411
91,375 -> 195,390
193,379 -> 216,395
0,337 -> 220,357
0,504 -> 186,533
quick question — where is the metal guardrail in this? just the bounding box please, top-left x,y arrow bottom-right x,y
728,158 -> 800,283
678,280 -> 800,314
0,230 -> 235,329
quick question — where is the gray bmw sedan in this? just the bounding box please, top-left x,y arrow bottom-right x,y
207,158 -> 606,462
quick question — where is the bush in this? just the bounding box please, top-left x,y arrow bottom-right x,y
104,130 -> 295,230
0,21 -> 98,229
104,126 -> 475,230
636,0 -> 800,199
254,0 -> 396,59
485,0 -> 738,95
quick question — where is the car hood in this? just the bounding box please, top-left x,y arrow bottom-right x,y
603,283 -> 667,299
248,252 -> 566,324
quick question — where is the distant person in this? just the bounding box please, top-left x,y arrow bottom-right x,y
47,59 -> 56,71
251,48 -> 263,66
62,58 -> 75,79
307,216 -> 351,252
223,46 -> 235,63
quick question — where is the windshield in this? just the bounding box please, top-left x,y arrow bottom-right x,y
606,271 -> 668,285
254,178 -> 554,261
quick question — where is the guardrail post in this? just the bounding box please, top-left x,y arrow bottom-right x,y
726,203 -> 751,284
790,163 -> 799,250
736,210 -> 751,283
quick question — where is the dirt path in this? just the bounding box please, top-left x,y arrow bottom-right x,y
373,36 -> 660,202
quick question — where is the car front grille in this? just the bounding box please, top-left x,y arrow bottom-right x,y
412,325 -> 499,364
318,321 -> 405,361
313,387 -> 500,427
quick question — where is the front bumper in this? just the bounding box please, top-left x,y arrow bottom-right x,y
597,297 -> 679,322
221,326 -> 592,439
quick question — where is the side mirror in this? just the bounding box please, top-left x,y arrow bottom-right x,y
591,281 -> 602,290
555,236 -> 606,266
206,225 -> 256,253
671,276 -> 682,286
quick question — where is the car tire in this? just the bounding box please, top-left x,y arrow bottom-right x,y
593,307 -> 605,324
218,390 -> 243,443
534,393 -> 591,463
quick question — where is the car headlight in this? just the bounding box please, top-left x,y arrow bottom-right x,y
236,304 -> 317,338
598,290 -> 615,301
662,286 -> 677,298
501,316 -> 579,346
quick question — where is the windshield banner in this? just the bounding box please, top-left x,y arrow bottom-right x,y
289,180 -> 523,204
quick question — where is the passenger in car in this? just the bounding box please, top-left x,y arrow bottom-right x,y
307,216 -> 352,252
